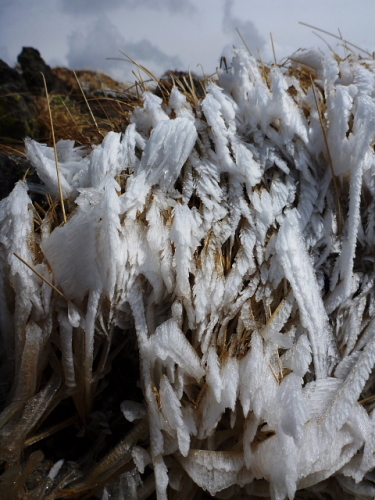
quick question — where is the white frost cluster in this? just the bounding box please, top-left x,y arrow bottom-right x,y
2,47 -> 375,499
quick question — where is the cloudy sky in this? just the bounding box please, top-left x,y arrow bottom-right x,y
1,0 -> 375,83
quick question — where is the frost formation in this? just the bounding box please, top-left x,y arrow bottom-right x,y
2,47 -> 375,499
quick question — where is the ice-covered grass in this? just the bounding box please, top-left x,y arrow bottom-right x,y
1,46 -> 375,499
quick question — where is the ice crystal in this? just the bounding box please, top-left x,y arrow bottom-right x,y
2,47 -> 375,499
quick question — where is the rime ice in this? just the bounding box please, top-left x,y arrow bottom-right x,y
2,47 -> 375,499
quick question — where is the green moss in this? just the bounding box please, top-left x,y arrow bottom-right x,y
51,94 -> 70,108
24,117 -> 39,137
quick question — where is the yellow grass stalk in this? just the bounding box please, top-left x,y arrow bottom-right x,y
13,252 -> 68,302
236,28 -> 253,57
270,32 -> 277,66
299,22 -> 373,56
25,415 -> 79,447
73,70 -> 103,137
40,72 -> 67,223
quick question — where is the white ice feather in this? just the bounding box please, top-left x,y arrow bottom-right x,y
276,209 -> 337,378
178,450 -> 245,496
151,319 -> 204,382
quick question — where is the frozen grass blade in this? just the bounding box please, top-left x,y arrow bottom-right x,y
309,75 -> 343,234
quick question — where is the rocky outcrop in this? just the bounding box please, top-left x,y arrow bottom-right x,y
0,59 -> 39,141
17,47 -> 68,94
0,153 -> 37,200
0,47 -> 133,149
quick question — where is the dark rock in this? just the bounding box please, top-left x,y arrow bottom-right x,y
0,94 -> 39,141
18,47 -> 68,94
0,153 -> 35,200
0,59 -> 27,91
0,59 -> 39,141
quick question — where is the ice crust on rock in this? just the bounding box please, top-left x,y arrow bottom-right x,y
2,47 -> 375,499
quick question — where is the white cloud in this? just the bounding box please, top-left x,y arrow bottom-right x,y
60,0 -> 195,16
222,0 -> 266,59
2,0 -> 375,86
66,16 -> 183,82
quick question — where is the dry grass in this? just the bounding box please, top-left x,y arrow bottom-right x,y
0,68 -> 139,156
